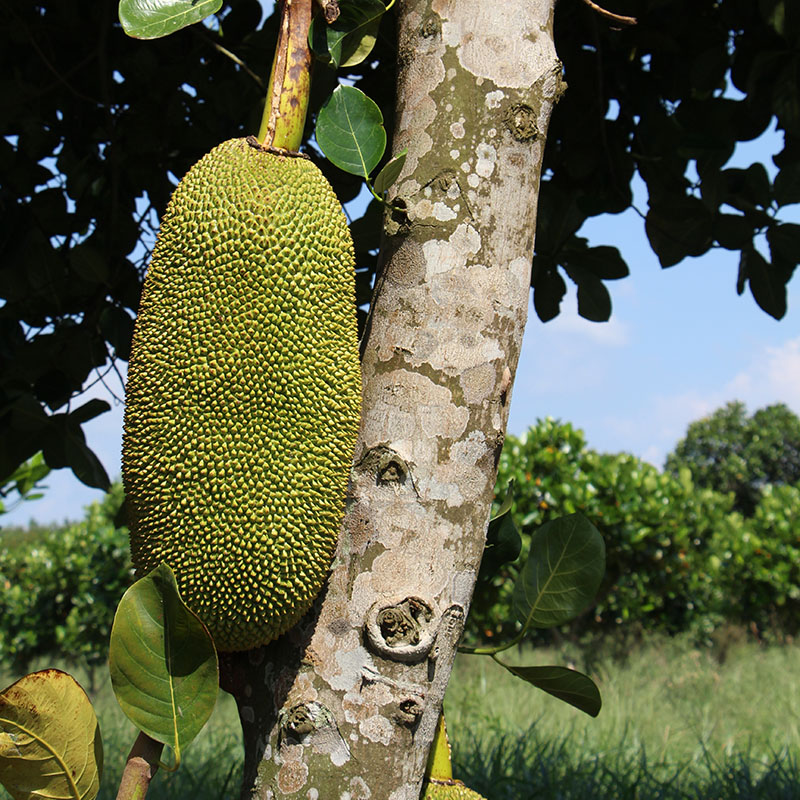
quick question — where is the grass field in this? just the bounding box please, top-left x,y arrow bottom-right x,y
447,636 -> 800,798
2,637 -> 798,799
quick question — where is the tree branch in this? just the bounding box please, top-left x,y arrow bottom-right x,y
581,0 -> 637,26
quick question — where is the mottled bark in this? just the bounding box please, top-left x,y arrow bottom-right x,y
226,1 -> 561,797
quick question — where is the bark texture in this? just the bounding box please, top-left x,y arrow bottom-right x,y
228,1 -> 561,797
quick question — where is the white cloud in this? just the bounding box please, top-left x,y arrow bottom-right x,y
613,335 -> 800,468
759,337 -> 800,408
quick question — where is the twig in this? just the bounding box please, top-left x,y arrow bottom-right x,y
580,0 -> 637,26
115,731 -> 163,800
211,42 -> 265,89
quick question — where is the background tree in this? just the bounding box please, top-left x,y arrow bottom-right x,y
666,401 -> 800,515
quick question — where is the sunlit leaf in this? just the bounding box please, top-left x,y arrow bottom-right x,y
316,85 -> 386,177
504,664 -> 602,717
0,669 -> 103,800
373,149 -> 408,195
327,0 -> 386,68
109,564 -> 218,761
118,0 -> 222,39
512,513 -> 605,631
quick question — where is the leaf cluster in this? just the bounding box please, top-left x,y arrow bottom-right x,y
534,0 -> 800,322
470,413 -> 800,648
463,502 -> 606,717
3,0 -> 797,494
0,0 -> 399,491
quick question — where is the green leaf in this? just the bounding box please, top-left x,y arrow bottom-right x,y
767,222 -> 800,266
0,669 -> 103,800
68,399 -> 111,426
576,273 -> 612,322
41,416 -> 110,492
65,437 -> 111,492
714,213 -> 753,250
327,0 -> 386,68
563,265 -> 612,322
740,248 -> 788,320
6,453 -> 50,498
645,195 -> 713,266
109,564 -> 218,760
118,0 -> 222,39
532,259 -> 567,323
774,163 -> 800,205
493,479 -> 515,520
99,305 -> 135,361
512,513 -> 605,631
316,85 -> 386,177
478,482 -> 522,582
562,243 -> 629,280
503,664 -> 602,717
373,148 -> 408,195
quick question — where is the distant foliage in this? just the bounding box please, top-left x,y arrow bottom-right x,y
468,417 -> 800,645
713,481 -> 800,636
665,401 -> 800,516
0,483 -> 132,674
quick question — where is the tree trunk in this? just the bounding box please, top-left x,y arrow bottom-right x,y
225,1 -> 561,796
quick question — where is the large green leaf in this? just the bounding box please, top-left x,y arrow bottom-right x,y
512,513 -> 605,631
504,665 -> 602,717
109,564 -> 218,761
118,0 -> 222,39
0,669 -> 103,800
316,85 -> 386,177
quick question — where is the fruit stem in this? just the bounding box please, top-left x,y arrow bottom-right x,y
258,0 -> 314,151
425,710 -> 453,782
114,731 -> 163,800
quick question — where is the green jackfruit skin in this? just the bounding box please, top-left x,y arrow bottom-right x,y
123,138 -> 361,652
424,779 -> 487,799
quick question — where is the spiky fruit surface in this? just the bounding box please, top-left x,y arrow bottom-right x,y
123,137 -> 361,652
424,779 -> 487,799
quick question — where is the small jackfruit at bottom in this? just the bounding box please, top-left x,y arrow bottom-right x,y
424,778 -> 488,799
123,137 -> 361,652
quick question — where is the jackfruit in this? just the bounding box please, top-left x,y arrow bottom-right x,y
424,779 -> 487,799
122,137 -> 361,652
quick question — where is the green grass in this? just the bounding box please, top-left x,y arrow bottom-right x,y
2,638 -> 799,798
446,636 -> 800,798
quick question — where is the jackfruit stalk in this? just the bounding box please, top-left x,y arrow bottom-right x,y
423,712 -> 488,800
122,0 -> 360,652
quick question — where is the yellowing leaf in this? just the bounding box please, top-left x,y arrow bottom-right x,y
0,669 -> 103,800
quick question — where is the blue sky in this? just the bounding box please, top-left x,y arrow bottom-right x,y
4,132 -> 799,527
